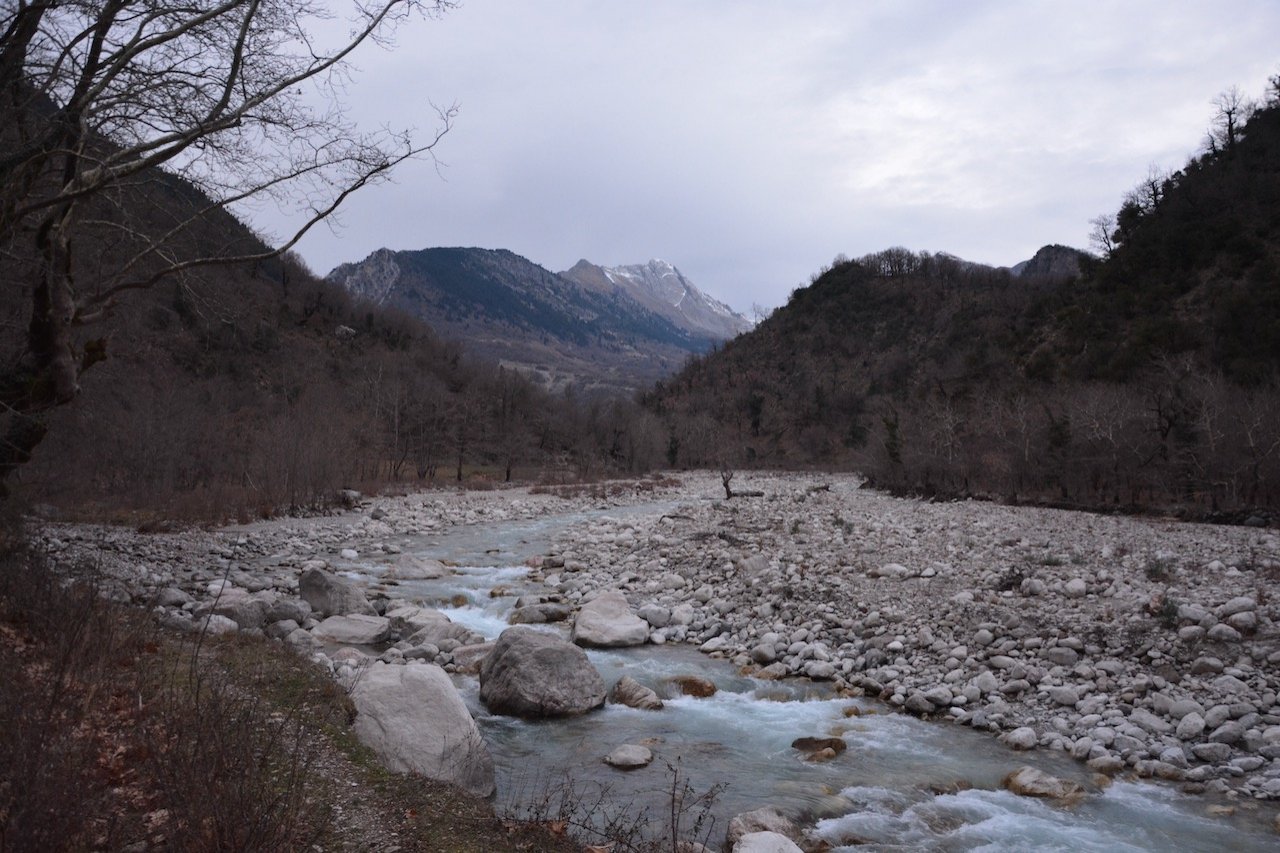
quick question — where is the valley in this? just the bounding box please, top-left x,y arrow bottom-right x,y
3,2 -> 1279,848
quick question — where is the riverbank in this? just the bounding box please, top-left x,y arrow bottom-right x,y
28,471 -> 1280,847
544,472 -> 1280,803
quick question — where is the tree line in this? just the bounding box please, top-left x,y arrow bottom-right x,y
647,76 -> 1280,517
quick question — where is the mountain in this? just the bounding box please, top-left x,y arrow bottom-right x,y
647,94 -> 1280,518
3,146 -> 667,513
1009,244 -> 1089,279
327,248 -> 737,394
560,259 -> 752,341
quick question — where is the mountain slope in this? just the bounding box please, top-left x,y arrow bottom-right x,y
646,92 -> 1280,517
2,155 -> 664,513
560,259 -> 752,341
327,248 -> 725,393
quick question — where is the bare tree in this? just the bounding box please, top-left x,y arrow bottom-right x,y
1207,85 -> 1253,156
1088,213 -> 1116,257
0,0 -> 456,492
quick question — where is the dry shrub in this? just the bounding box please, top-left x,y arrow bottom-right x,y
0,529 -> 338,851
501,760 -> 724,852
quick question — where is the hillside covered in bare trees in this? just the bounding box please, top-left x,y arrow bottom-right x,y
0,0 -> 665,520
648,79 -> 1280,519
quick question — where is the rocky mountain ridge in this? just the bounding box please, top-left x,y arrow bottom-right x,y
560,258 -> 753,341
327,247 -> 747,394
1009,244 -> 1090,279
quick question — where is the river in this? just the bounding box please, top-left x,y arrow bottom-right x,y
333,499 -> 1279,851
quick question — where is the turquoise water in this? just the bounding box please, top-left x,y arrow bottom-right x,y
344,505 -> 1280,851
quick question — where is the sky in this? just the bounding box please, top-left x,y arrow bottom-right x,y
259,0 -> 1280,313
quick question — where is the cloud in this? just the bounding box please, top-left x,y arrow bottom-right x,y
256,0 -> 1280,312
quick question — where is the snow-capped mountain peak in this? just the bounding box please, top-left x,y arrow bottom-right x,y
566,259 -> 751,341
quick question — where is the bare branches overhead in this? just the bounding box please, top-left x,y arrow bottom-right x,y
0,0 -> 456,491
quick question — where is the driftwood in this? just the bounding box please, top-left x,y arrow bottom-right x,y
721,467 -> 765,499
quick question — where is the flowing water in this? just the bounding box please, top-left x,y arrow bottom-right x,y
339,503 -> 1279,851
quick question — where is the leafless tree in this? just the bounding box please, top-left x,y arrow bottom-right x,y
0,0 -> 456,491
1088,213 -> 1116,258
1207,85 -> 1253,156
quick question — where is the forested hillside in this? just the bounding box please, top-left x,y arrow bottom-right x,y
0,141 -> 663,519
7,241 -> 664,518
649,81 -> 1280,516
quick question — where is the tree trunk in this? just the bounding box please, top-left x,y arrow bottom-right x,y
0,210 -> 82,496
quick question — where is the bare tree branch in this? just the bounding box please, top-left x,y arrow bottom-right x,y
0,0 -> 457,491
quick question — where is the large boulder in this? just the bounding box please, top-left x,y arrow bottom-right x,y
351,663 -> 495,797
571,589 -> 650,648
1002,766 -> 1085,801
212,594 -> 271,630
611,676 -> 664,710
508,602 -> 572,624
733,832 -> 803,853
265,596 -> 312,624
409,620 -> 486,648
671,675 -> 717,698
386,605 -> 451,636
604,744 -> 653,770
479,627 -> 606,717
311,613 -> 391,645
726,808 -> 799,847
298,567 -> 375,617
384,555 -> 450,580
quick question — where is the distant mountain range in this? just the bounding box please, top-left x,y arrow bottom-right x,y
327,248 -> 751,393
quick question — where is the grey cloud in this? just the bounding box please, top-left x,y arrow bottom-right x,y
254,1 -> 1280,312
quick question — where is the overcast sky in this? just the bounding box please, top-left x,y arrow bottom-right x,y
264,0 -> 1280,313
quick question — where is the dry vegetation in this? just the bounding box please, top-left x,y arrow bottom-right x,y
0,523 -> 586,852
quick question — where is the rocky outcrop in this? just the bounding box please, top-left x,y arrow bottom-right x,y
311,613 -> 391,645
479,627 -> 607,718
561,258 -> 752,342
351,662 -> 495,797
1009,244 -> 1087,280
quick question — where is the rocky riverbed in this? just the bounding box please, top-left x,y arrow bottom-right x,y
34,472 -> 1280,845
543,472 -> 1280,805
